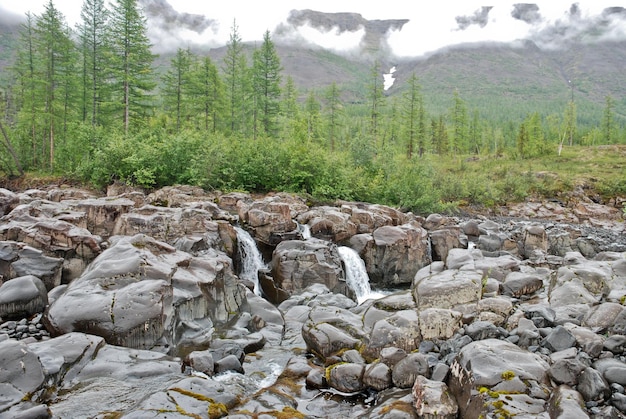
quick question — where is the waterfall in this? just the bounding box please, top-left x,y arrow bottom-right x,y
234,226 -> 266,296
338,246 -> 382,304
297,222 -> 311,240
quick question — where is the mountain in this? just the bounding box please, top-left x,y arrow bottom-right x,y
1,8 -> 625,126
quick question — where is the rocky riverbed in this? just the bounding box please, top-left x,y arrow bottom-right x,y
0,184 -> 625,418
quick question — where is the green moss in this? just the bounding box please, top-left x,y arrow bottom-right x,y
501,370 -> 516,381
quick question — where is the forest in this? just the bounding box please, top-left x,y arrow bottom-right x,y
1,0 -> 625,214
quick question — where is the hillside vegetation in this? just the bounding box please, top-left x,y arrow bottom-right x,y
0,1 -> 625,215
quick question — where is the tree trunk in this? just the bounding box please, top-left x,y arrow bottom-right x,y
0,119 -> 25,176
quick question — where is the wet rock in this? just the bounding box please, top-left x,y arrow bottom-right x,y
379,347 -> 408,368
214,354 -> 244,374
0,275 -> 48,319
412,375 -> 458,419
327,362 -> 366,393
297,206 -> 357,242
185,350 -> 214,376
270,239 -> 346,297
392,353 -> 430,388
548,385 -> 589,419
363,361 -> 392,391
123,376 -> 242,419
301,306 -> 364,361
71,197 -> 136,239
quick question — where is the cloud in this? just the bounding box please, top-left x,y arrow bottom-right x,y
455,6 -> 493,30
511,3 -> 542,24
138,0 -> 219,52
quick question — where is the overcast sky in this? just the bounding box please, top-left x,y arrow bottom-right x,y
2,0 -> 625,56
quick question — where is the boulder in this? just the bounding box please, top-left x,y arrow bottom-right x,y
270,239 -> 346,297
44,234 -> 247,355
449,339 -> 550,419
363,309 -> 421,360
340,202 -> 407,234
0,188 -> 19,216
429,227 -> 461,264
0,242 -> 63,290
297,206 -> 357,242
547,385 -> 589,419
418,308 -> 462,340
412,375 -> 458,419
356,224 -> 431,286
413,269 -> 483,311
239,196 -> 303,245
71,197 -> 136,238
326,363 -> 366,393
0,339 -> 45,413
391,352 -> 430,388
0,275 -> 48,319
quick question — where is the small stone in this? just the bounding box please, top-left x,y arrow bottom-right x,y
543,325 -> 576,352
577,367 -> 610,402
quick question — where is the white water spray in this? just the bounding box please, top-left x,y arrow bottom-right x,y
338,246 -> 384,304
235,226 -> 266,296
297,222 -> 311,240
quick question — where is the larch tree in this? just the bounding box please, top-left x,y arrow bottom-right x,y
602,95 -> 615,144
252,30 -> 282,137
189,55 -> 223,133
34,0 -> 77,170
107,0 -> 156,134
367,60 -> 385,150
77,0 -> 109,128
222,20 -> 248,136
324,82 -> 342,151
162,47 -> 193,132
402,73 -> 424,158
450,89 -> 468,154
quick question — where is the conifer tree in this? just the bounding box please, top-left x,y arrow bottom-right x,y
324,82 -> 342,151
280,76 -> 300,139
222,20 -> 248,136
77,0 -> 109,128
304,91 -> 321,142
108,0 -> 156,134
450,89 -> 467,154
602,95 -> 615,144
162,48 -> 193,132
252,30 -> 282,137
189,55 -> 223,133
367,60 -> 385,149
402,73 -> 424,158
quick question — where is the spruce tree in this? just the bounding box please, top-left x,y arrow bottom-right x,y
189,55 -> 223,133
162,48 -> 193,132
222,20 -> 247,136
402,73 -> 423,158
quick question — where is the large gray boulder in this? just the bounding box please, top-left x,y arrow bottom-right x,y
0,275 -> 48,319
270,238 -> 347,299
44,234 -> 247,355
413,268 -> 483,311
0,241 -> 64,290
449,339 -> 550,419
352,223 -> 431,287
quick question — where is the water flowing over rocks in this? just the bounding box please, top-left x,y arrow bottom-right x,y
0,185 -> 625,417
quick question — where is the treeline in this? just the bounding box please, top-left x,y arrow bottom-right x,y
0,0 -> 624,212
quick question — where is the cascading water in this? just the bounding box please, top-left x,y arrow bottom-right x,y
338,246 -> 383,304
297,222 -> 311,240
234,226 -> 266,296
